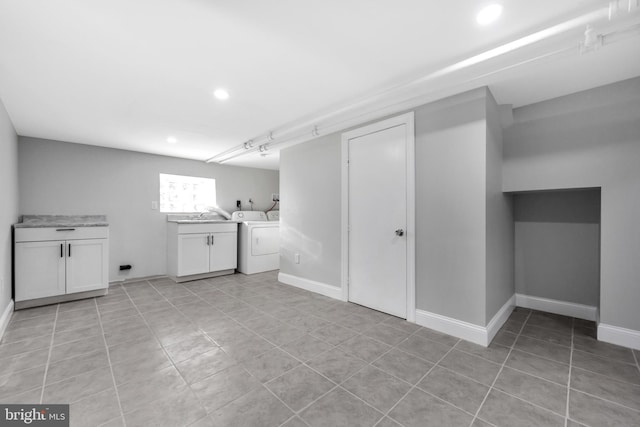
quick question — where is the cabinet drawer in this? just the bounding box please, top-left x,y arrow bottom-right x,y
15,226 -> 109,242
177,223 -> 237,234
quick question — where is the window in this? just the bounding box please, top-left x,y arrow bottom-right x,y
159,173 -> 216,213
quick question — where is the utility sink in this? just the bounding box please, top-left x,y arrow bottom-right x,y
171,219 -> 231,224
166,214 -> 234,224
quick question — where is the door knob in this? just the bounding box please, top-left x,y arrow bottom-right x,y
395,229 -> 404,236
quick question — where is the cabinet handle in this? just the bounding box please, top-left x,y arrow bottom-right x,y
56,228 -> 76,231
211,235 -> 214,245
60,243 -> 63,258
68,243 -> 71,257
206,235 -> 210,246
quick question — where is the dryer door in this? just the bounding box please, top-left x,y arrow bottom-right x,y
251,226 -> 279,256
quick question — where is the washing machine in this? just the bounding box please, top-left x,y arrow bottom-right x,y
231,210 -> 279,274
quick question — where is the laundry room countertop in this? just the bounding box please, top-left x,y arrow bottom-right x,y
166,213 -> 237,224
14,214 -> 109,228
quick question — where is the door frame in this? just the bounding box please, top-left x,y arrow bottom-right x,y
340,112 -> 416,322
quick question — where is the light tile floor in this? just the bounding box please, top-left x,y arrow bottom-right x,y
1,271 -> 639,426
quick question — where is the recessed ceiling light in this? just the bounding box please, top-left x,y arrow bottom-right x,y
213,88 -> 230,100
476,4 -> 503,25
167,136 -> 178,144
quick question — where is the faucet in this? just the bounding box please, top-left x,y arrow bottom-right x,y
196,206 -> 232,220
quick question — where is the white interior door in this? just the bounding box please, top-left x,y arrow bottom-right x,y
346,118 -> 410,318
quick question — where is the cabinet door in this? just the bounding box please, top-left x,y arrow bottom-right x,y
66,239 -> 109,294
209,232 -> 237,272
15,241 -> 66,301
178,233 -> 210,276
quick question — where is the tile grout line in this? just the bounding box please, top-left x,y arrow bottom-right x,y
17,281 -> 640,426
93,296 -> 128,426
263,322 -> 402,424
119,281 -> 200,402
378,336 -> 462,425
247,312 -> 426,426
440,345 -> 571,389
469,309 -> 533,427
511,345 -> 640,386
109,281 -> 614,425
322,327 -> 431,427
564,387 -> 640,414
374,317 -> 640,420
136,279 -> 259,419
129,277 -> 293,421
162,275 -> 346,424
278,414 -> 311,427
116,281 -> 193,416
39,304 -> 59,404
219,295 -> 534,426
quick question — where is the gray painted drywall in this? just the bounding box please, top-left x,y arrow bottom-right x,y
415,90 -> 488,325
513,190 -> 600,307
485,91 -> 515,324
279,134 -> 342,287
280,88 -> 512,327
0,96 -> 18,317
18,137 -> 279,282
504,76 -> 640,331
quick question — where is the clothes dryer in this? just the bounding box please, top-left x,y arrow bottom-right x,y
231,211 -> 279,274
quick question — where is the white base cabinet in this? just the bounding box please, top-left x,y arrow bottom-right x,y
14,227 -> 109,305
168,222 -> 237,282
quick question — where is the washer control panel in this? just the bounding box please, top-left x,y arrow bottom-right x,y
231,211 -> 267,221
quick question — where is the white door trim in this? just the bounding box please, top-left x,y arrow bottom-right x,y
341,112 -> 416,322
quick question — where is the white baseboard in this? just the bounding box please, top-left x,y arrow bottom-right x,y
487,295 -> 516,344
515,294 -> 598,321
278,273 -> 343,301
415,309 -> 488,346
415,296 -> 514,347
109,274 -> 168,285
0,299 -> 14,342
598,323 -> 640,351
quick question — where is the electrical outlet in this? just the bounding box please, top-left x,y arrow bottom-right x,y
272,193 -> 280,202
236,200 -> 241,209
294,253 -> 300,264
151,201 -> 158,210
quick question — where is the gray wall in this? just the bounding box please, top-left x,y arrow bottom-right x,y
513,190 -> 600,307
485,91 -> 515,324
280,88 -> 513,327
279,134 -> 342,287
18,137 -> 279,282
0,96 -> 18,317
504,77 -> 640,331
415,90 -> 488,325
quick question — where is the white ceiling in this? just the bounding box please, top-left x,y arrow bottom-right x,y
0,0 -> 639,170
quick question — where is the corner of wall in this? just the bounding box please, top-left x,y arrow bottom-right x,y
0,95 -> 18,333
484,88 -> 515,325
598,323 -> 640,351
415,295 -> 514,347
0,299 -> 14,341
